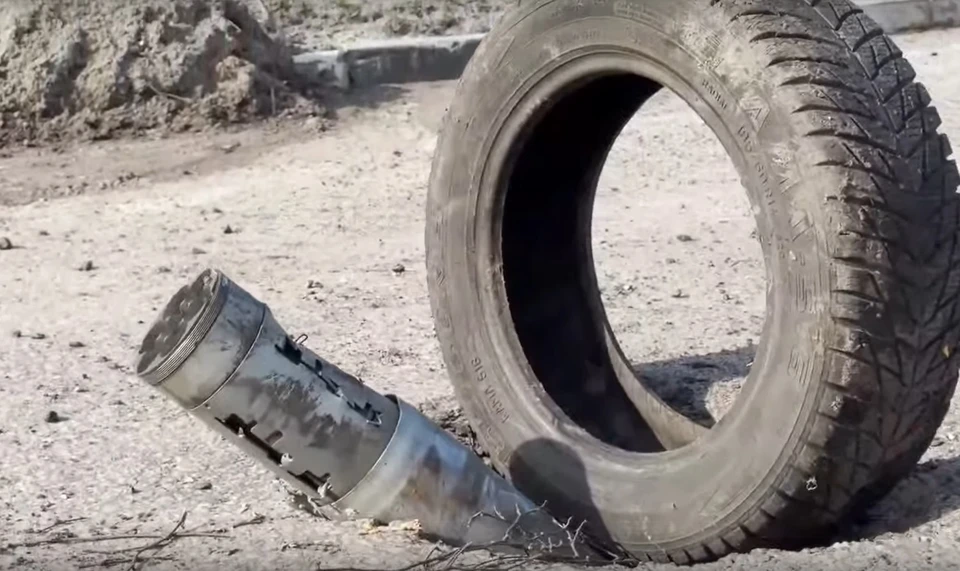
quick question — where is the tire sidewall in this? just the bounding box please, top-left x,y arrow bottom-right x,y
427,0 -> 834,551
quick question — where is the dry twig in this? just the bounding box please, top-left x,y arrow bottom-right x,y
319,503 -> 615,571
232,514 -> 268,529
30,517 -> 87,534
123,511 -> 189,570
146,83 -> 192,105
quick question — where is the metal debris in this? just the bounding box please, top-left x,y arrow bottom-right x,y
134,269 -> 604,562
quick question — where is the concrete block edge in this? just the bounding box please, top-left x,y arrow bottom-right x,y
292,1 -> 959,88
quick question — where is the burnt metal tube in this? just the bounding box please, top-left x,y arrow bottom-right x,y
135,269 -> 603,559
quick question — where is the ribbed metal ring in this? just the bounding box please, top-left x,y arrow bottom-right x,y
136,269 -> 228,385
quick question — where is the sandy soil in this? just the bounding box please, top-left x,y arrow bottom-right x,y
264,0 -> 511,50
1,28 -> 959,571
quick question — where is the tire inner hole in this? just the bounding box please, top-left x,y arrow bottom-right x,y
501,73 -> 765,453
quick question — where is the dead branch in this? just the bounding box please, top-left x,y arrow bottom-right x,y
78,556 -> 174,569
123,511 -> 188,570
30,517 -> 87,534
146,83 -> 192,105
319,503 -> 615,571
232,514 -> 268,529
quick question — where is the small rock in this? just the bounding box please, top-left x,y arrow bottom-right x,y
11,330 -> 22,338
32,333 -> 47,340
665,258 -> 678,264
212,207 -> 224,214
157,266 -> 172,274
307,280 -> 323,290
932,51 -> 939,57
392,264 -> 406,275
79,261 -> 96,272
45,411 -> 64,424
223,225 -> 235,235
0,237 -> 13,251
676,234 -> 695,243
68,341 -> 85,349
38,230 -> 49,236
192,247 -> 207,255
198,482 -> 213,491
73,386 -> 88,394
672,290 -> 689,299
220,142 -> 241,154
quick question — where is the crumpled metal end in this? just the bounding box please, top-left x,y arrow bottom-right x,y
134,269 -> 607,562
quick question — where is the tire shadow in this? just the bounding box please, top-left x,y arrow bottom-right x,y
846,451 -> 960,539
508,438 -> 622,560
322,84 -> 409,113
631,345 -> 757,425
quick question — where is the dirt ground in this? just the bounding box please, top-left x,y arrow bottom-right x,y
264,0 -> 511,50
1,27 -> 960,571
0,0 -> 511,147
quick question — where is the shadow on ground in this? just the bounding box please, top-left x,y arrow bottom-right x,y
633,345 -> 756,425
508,438 -> 622,560
844,452 -> 960,540
323,84 -> 410,114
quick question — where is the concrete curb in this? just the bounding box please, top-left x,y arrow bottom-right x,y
294,34 -> 484,89
294,0 -> 959,89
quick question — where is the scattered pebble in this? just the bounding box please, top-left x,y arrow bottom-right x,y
220,142 -> 241,154
223,225 -> 235,235
672,289 -> 689,299
665,258 -> 678,264
212,207 -> 224,214
307,280 -> 323,290
11,330 -> 22,338
392,263 -> 406,275
198,482 -> 213,491
192,247 -> 207,255
676,234 -> 695,243
32,333 -> 47,340
79,260 -> 96,272
157,266 -> 172,274
0,237 -> 13,250
38,230 -> 49,236
68,341 -> 85,349
45,411 -> 64,424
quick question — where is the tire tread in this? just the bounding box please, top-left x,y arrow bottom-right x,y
680,0 -> 960,564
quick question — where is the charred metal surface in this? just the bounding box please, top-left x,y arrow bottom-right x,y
136,269 -> 398,499
333,400 -> 601,557
196,308 -> 399,499
134,269 -> 604,561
